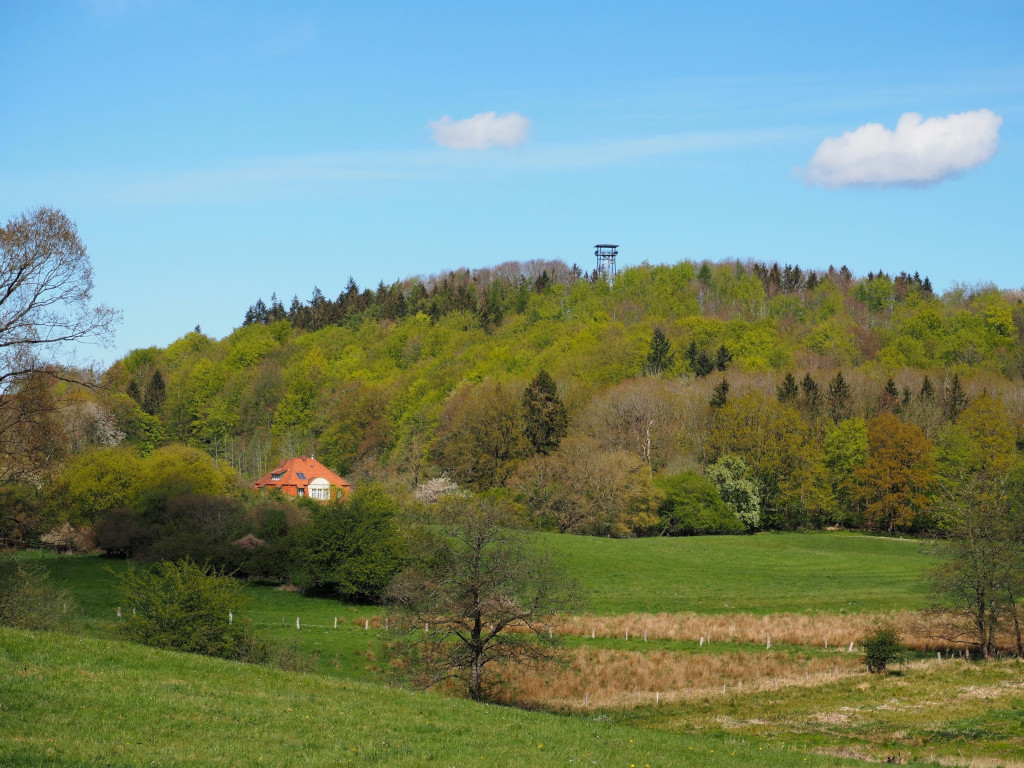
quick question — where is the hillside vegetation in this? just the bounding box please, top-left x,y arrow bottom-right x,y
72,259 -> 1023,533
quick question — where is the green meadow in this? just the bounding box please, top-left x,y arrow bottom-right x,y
540,531 -> 936,614
6,533 -> 1020,767
0,627 -> 870,768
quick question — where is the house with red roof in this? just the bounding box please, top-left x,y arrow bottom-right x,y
254,456 -> 351,501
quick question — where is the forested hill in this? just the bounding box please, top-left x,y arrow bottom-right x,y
100,258 -> 1024,533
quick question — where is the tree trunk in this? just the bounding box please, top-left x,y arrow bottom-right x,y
470,613 -> 484,700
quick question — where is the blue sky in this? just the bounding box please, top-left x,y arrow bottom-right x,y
2,1 -> 1022,364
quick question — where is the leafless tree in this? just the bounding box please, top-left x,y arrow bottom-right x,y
385,497 -> 578,700
0,207 -> 119,485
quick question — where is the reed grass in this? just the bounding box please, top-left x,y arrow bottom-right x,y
496,647 -> 863,710
550,610 -> 1011,654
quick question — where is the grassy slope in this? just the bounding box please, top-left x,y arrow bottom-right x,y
26,531 -> 936,685
542,532 -> 936,615
27,551 -> 383,682
0,628 -> 865,768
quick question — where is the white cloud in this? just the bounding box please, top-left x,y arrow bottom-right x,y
798,109 -> 1002,188
428,112 -> 531,150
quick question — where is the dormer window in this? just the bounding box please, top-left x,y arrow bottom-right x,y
271,471 -> 284,481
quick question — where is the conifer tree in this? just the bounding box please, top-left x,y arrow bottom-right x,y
142,370 -> 166,416
777,372 -> 799,404
694,351 -> 714,378
697,262 -> 713,285
643,328 -> 674,376
714,345 -> 732,372
126,379 -> 141,403
880,377 -> 899,412
710,378 -> 730,409
684,340 -> 698,369
943,373 -> 969,421
801,373 -> 822,416
522,370 -> 568,456
826,372 -> 852,424
919,376 -> 935,402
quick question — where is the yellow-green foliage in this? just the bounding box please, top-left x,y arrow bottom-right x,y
52,443 -> 240,523
104,260 -> 1024,491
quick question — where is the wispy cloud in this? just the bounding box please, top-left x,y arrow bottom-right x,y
428,112 -> 532,150
2,125 -> 802,206
797,109 -> 1003,188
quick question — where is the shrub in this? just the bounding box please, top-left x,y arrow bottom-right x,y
94,507 -> 158,557
0,553 -> 76,630
862,623 -> 906,673
292,485 -> 405,602
654,472 -> 744,535
39,523 -> 91,554
115,558 -> 255,660
241,537 -> 295,582
0,484 -> 58,547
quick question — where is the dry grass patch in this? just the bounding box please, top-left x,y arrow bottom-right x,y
494,646 -> 862,710
550,610 -> 1013,653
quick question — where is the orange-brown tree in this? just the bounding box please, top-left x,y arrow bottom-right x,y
854,413 -> 935,533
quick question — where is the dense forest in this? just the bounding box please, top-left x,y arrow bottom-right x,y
10,256 -> 1024,544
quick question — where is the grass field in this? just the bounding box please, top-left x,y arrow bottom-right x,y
9,534 -> 1018,767
22,550 -> 384,682
0,628 -> 867,768
541,531 -> 936,615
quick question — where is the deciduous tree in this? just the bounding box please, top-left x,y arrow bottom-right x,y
385,497 -> 578,700
511,436 -> 658,536
932,394 -> 1023,657
0,208 -> 119,485
434,381 -> 531,491
854,413 -> 935,533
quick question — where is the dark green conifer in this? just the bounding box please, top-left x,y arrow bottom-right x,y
697,262 -> 713,285
710,378 -> 729,409
801,373 -> 821,414
777,372 -> 799,404
714,345 -> 732,372
684,340 -> 698,368
943,373 -> 968,421
694,352 -> 714,378
826,372 -> 852,424
643,328 -> 675,376
919,376 -> 935,402
142,370 -> 166,416
522,370 -> 568,455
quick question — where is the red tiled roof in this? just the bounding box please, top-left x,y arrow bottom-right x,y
254,456 -> 351,494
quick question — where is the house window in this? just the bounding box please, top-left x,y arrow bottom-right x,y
297,488 -> 304,497
271,472 -> 284,481
309,486 -> 330,500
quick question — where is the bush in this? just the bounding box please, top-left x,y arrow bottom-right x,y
39,523 -> 91,554
862,623 -> 906,673
0,484 -> 58,547
292,485 -> 405,602
94,507 -> 158,557
654,472 -> 744,535
115,558 -> 256,660
0,552 -> 75,630
240,537 -> 295,582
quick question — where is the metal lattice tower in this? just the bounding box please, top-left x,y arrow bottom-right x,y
595,244 -> 618,282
